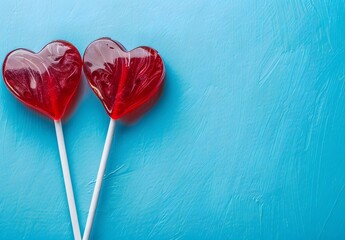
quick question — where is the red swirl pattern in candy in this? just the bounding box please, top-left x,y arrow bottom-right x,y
2,41 -> 83,120
83,38 -> 165,120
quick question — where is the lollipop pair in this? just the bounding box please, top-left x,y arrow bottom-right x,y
2,38 -> 165,240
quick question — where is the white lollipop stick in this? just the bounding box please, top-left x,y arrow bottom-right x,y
83,119 -> 116,240
54,120 -> 82,240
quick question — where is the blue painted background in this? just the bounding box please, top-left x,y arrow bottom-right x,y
1,0 -> 345,239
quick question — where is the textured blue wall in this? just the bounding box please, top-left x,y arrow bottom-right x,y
1,0 -> 345,239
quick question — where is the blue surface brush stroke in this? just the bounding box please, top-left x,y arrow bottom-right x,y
1,0 -> 345,239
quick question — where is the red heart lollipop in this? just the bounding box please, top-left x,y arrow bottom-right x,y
2,40 -> 83,120
83,38 -> 165,120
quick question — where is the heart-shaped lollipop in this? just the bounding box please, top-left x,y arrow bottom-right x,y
2,40 -> 83,120
83,37 -> 165,119
82,38 -> 165,240
2,40 -> 83,239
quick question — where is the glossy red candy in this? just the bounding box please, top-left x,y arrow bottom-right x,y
83,38 -> 165,120
2,41 -> 83,120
